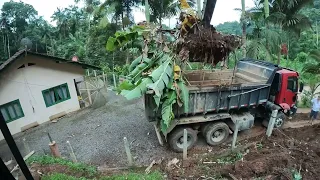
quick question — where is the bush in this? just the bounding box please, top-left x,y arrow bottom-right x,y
300,90 -> 312,108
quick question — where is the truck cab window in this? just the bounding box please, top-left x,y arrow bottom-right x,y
287,77 -> 298,92
270,73 -> 280,95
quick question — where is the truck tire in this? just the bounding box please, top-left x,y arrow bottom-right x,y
168,127 -> 198,153
204,122 -> 229,146
262,112 -> 286,128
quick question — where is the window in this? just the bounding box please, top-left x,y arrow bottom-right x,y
0,100 -> 24,123
42,83 -> 70,107
287,76 -> 298,92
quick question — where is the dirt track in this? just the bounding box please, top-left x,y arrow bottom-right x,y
157,124 -> 320,180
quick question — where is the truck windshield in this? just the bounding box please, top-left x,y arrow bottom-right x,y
287,76 -> 298,92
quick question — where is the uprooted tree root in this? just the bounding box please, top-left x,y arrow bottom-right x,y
176,25 -> 242,66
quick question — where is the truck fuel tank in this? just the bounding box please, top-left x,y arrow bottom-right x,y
229,112 -> 255,131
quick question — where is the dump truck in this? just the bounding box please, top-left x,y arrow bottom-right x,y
145,59 -> 302,152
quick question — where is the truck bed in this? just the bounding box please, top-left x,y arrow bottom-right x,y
145,59 -> 278,122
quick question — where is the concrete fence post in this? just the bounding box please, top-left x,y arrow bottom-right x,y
113,74 -> 117,87
123,137 -> 133,166
22,138 -> 30,154
266,110 -> 278,137
232,121 -> 239,151
183,129 -> 188,160
66,141 -> 77,163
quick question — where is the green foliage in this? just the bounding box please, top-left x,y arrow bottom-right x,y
121,78 -> 153,100
300,91 -> 312,108
256,143 -> 263,150
291,169 -> 302,180
177,81 -> 189,113
112,26 -> 189,133
147,60 -> 173,97
106,28 -> 143,52
217,152 -> 243,165
42,171 -> 163,180
100,171 -> 163,180
27,155 -> 97,177
216,21 -> 252,36
160,91 -> 177,132
42,173 -> 88,180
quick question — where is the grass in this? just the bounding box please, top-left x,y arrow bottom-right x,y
26,155 -> 97,177
100,171 -> 163,180
42,173 -> 88,180
216,152 -> 243,165
256,143 -> 263,150
42,172 -> 164,180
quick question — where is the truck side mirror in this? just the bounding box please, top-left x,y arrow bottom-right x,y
299,82 -> 304,93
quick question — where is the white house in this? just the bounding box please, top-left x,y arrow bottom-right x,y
0,50 -> 99,140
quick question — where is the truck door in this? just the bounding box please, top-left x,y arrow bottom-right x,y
283,75 -> 298,106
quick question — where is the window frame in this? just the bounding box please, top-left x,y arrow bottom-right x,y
287,76 -> 298,92
0,99 -> 25,123
42,83 -> 71,107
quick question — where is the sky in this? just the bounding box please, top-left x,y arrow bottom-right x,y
0,0 -> 255,26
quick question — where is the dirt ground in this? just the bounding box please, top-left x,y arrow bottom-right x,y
154,124 -> 320,180
29,124 -> 320,180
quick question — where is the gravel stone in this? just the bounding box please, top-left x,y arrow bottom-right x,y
0,91 -> 176,167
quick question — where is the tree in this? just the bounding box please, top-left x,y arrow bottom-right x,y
142,0 -> 195,24
267,0 -> 313,35
215,21 -> 242,35
241,0 -> 246,57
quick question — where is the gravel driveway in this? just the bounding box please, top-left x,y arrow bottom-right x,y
0,91 -> 175,167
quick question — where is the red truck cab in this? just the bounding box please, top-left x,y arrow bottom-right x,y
270,68 -> 300,115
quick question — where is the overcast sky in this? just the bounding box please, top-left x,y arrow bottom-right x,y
0,0 -> 255,26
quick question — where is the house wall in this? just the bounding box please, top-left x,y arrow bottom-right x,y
0,55 -> 85,140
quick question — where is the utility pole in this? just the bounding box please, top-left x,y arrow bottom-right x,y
145,0 -> 150,23
197,0 -> 201,18
317,21 -> 319,49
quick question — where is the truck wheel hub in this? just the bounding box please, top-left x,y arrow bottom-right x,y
211,129 -> 225,142
177,136 -> 191,148
275,118 -> 284,127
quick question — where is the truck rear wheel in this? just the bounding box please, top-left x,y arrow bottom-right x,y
168,127 -> 198,152
262,112 -> 286,128
204,122 -> 229,146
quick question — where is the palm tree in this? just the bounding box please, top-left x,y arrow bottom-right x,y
267,0 -> 313,35
142,0 -> 195,24
99,0 -> 141,29
304,50 -> 320,74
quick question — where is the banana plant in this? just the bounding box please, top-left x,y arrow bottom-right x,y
108,25 -> 189,133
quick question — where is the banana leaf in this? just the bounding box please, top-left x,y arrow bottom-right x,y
121,78 -> 153,100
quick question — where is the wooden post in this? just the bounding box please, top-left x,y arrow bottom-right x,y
266,110 -> 278,137
22,138 -> 30,154
183,129 -> 188,160
113,74 -> 117,87
94,70 -> 97,77
232,121 -> 239,151
49,141 -> 61,158
66,141 -> 77,163
85,77 -> 92,105
123,137 -> 133,166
